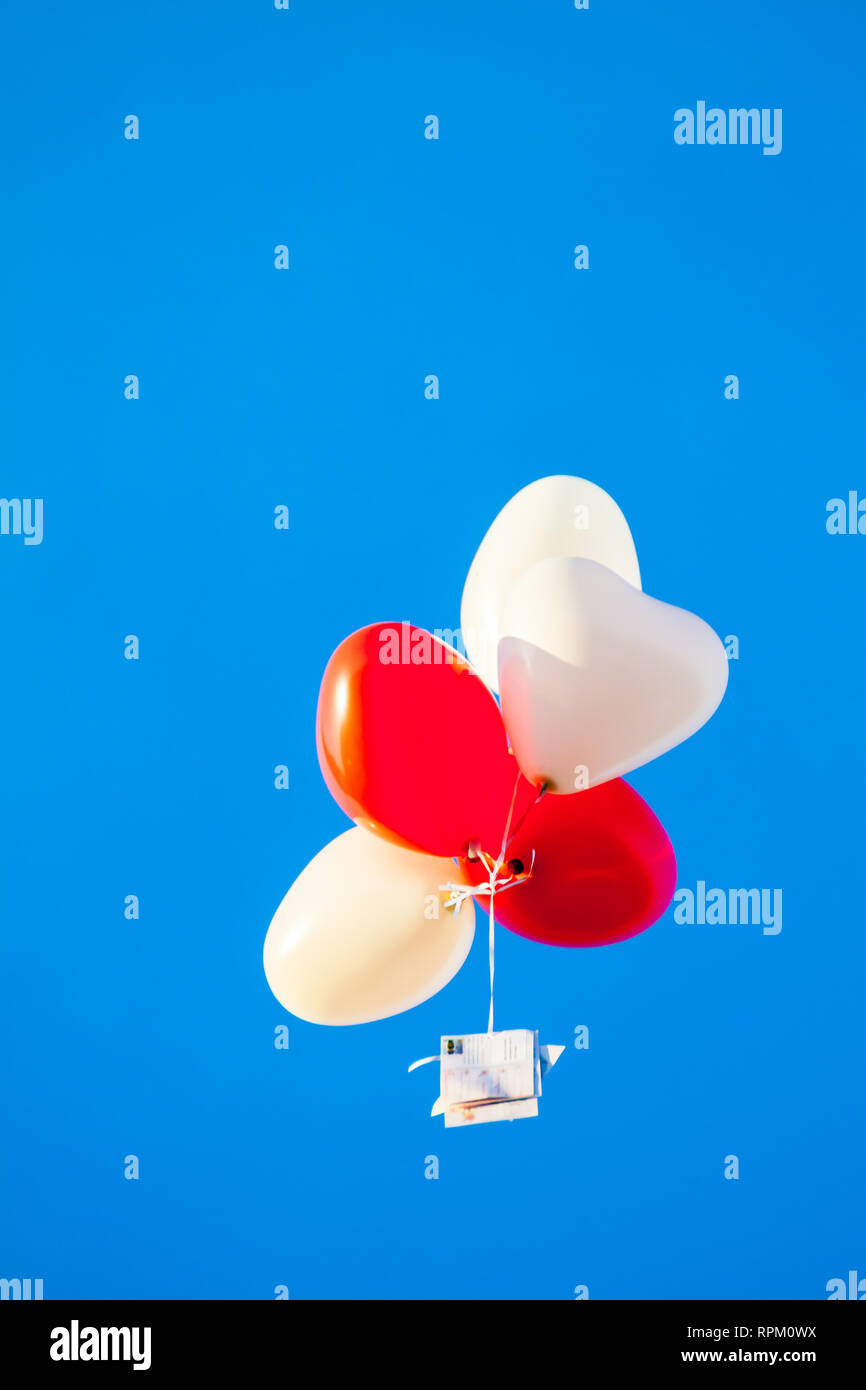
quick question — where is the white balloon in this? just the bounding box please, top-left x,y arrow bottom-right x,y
263,828 -> 474,1026
498,556 -> 728,792
461,475 -> 641,690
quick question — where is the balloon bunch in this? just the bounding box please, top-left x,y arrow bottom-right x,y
263,477 -> 728,1029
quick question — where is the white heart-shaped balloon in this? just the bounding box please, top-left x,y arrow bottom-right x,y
263,828 -> 474,1025
498,556 -> 728,791
461,475 -> 641,691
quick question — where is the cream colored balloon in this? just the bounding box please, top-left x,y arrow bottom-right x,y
498,556 -> 728,792
263,828 -> 474,1026
461,475 -> 641,690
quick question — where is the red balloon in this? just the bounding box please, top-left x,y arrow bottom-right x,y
316,622 -> 537,858
460,779 -> 676,947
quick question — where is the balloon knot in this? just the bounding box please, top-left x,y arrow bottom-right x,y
439,849 -> 535,911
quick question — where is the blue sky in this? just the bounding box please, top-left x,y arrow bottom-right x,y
1,0 -> 864,1299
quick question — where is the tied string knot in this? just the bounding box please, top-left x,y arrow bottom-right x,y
440,850 -> 535,914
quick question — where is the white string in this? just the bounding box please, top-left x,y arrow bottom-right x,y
487,888 -> 495,1032
439,771 -> 538,1034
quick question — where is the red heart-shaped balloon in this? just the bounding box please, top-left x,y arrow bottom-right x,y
316,622 -> 537,858
460,779 -> 676,946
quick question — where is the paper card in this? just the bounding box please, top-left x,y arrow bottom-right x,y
440,1029 -> 537,1108
444,1096 -> 539,1128
540,1043 -> 565,1077
411,1030 -> 565,1125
